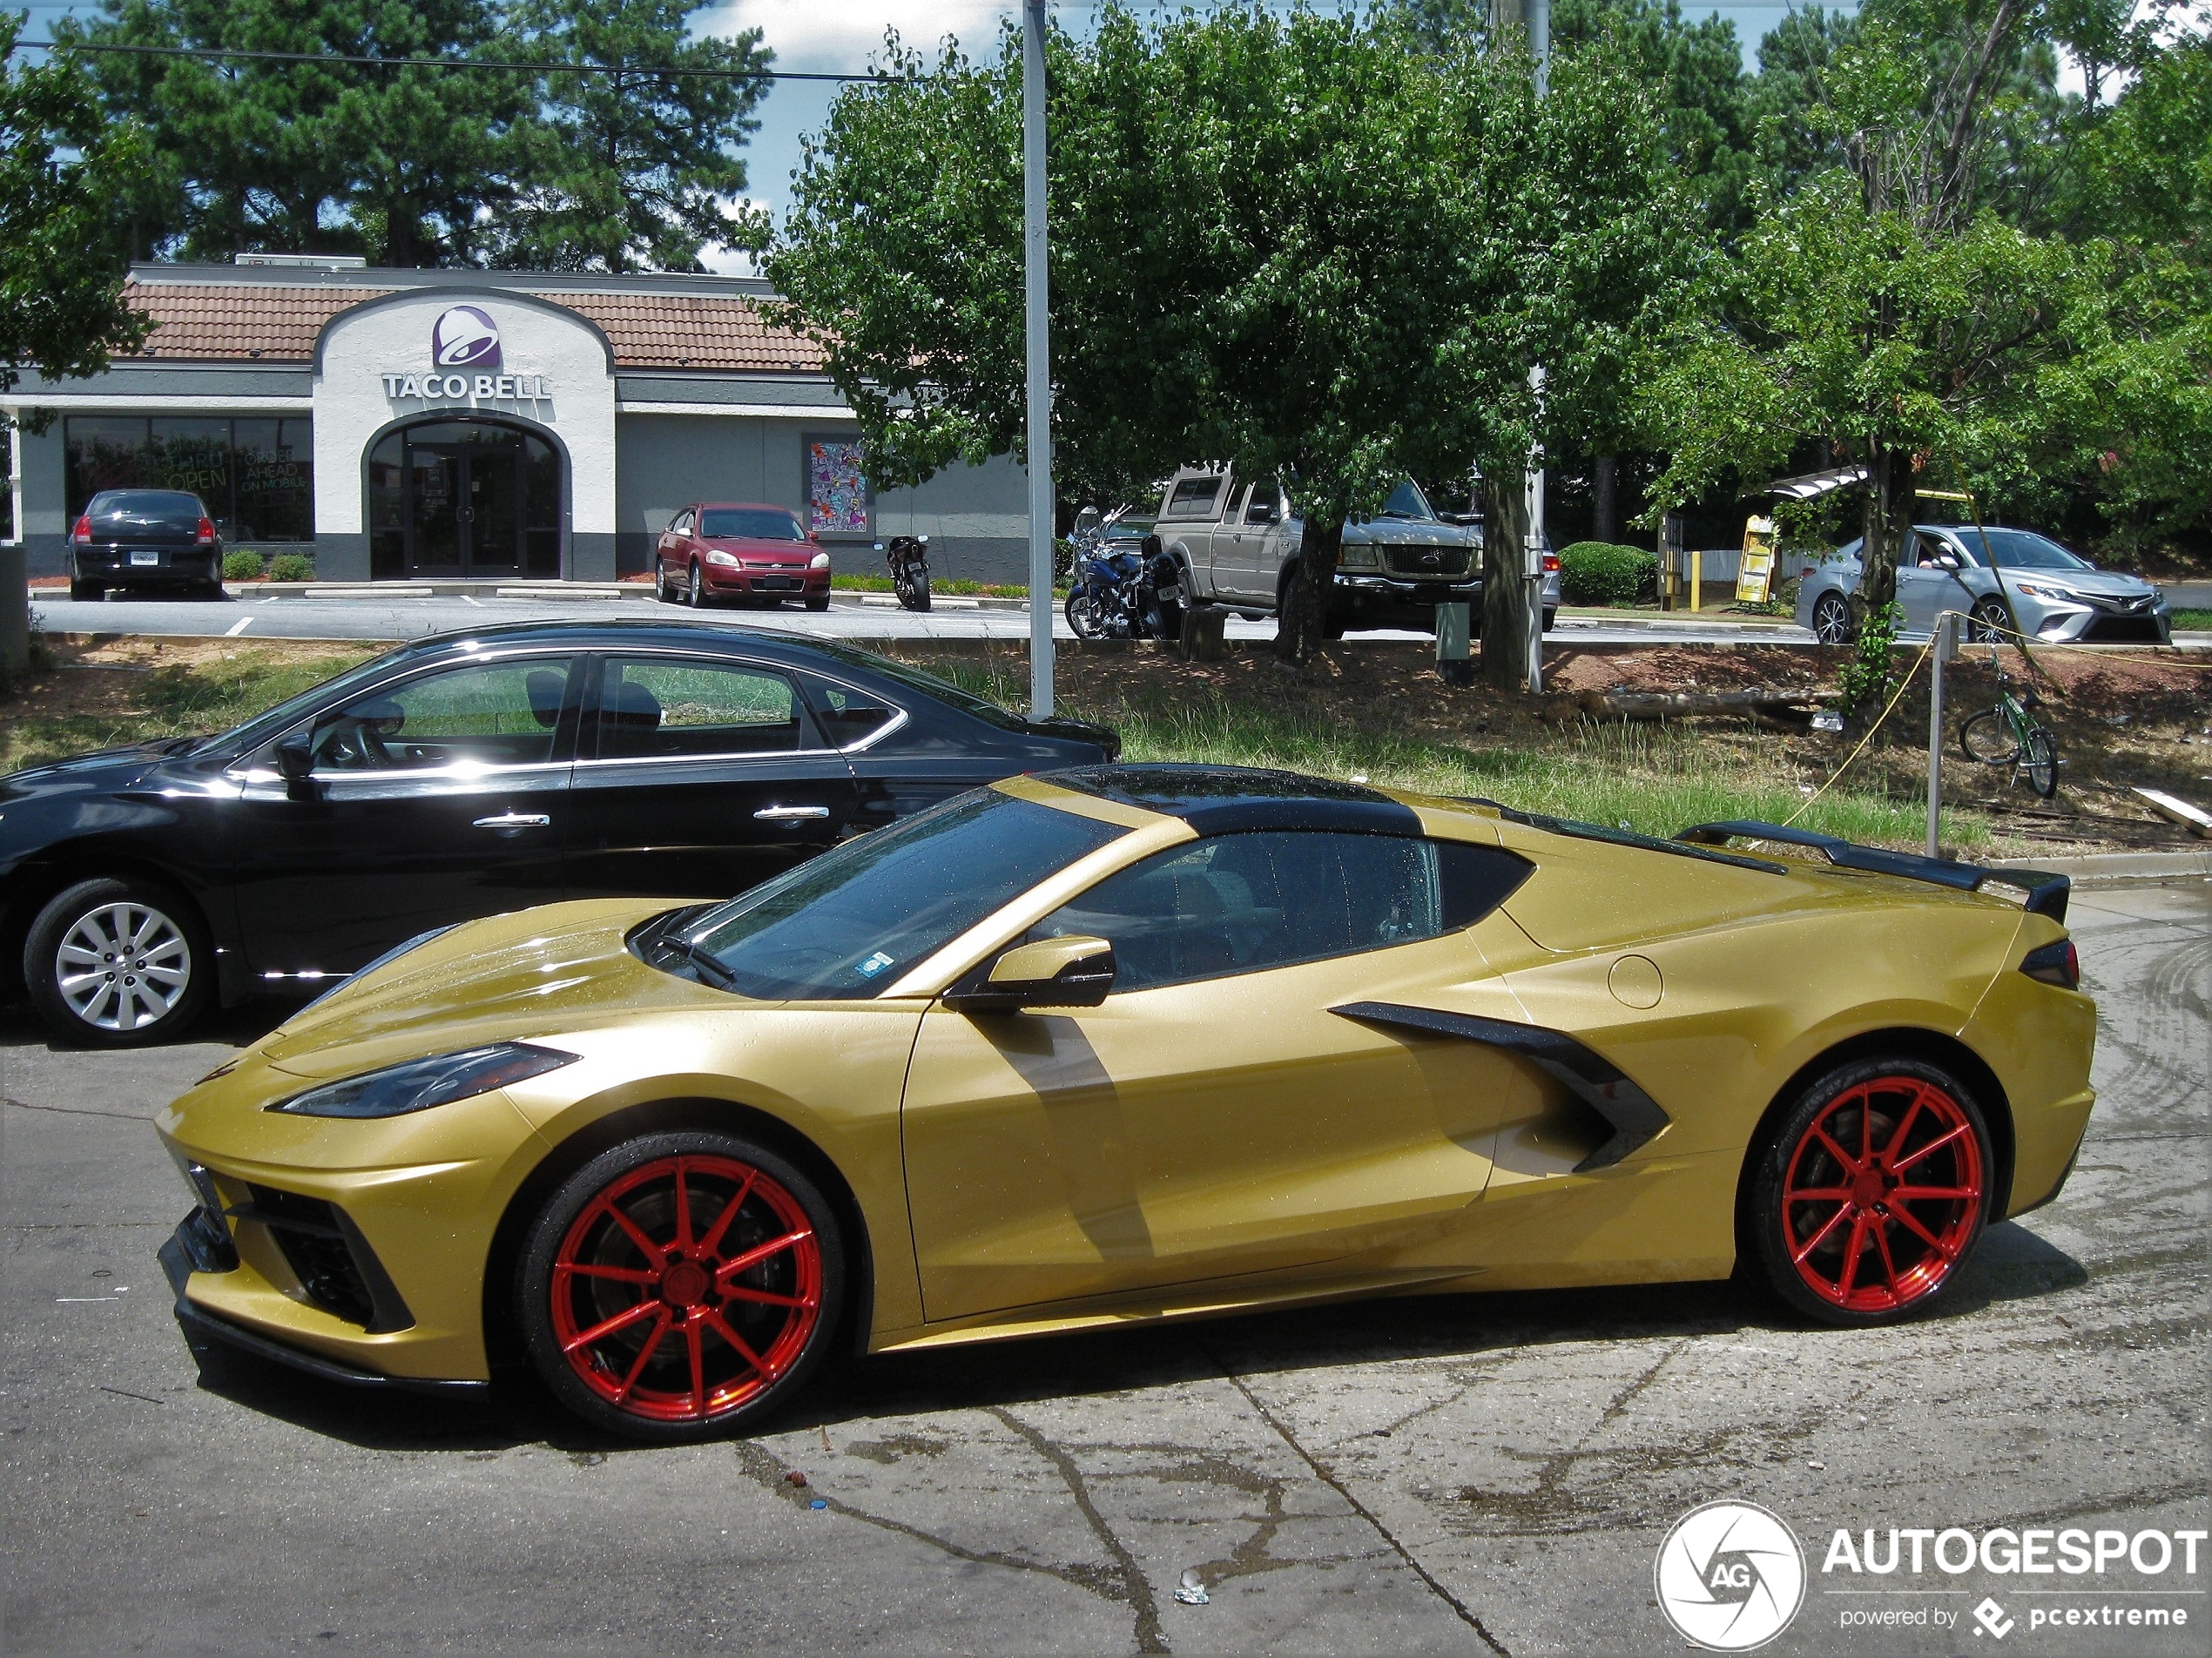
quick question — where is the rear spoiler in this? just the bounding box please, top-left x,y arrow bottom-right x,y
1676,821 -> 2069,923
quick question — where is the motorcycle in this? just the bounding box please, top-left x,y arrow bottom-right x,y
876,534 -> 931,612
1063,508 -> 1155,640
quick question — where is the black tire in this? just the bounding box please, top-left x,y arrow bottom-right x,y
804,593 -> 830,612
1542,608 -> 1557,633
69,580 -> 104,603
1968,597 -> 2014,644
687,563 -> 704,608
1064,590 -> 1104,639
903,570 -> 931,613
2021,726 -> 2059,799
657,564 -> 680,603
24,876 -> 213,1047
1744,1056 -> 1993,1327
1145,560 -> 1184,643
1811,591 -> 1853,644
517,1130 -> 846,1443
1959,707 -> 2019,765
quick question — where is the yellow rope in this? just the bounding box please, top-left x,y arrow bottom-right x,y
1780,630 -> 1939,827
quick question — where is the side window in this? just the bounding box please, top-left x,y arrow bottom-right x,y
1245,481 -> 1281,524
596,657 -> 809,760
1029,832 -> 1528,994
1164,476 -> 1225,519
670,509 -> 693,536
309,657 -> 575,772
799,676 -> 900,748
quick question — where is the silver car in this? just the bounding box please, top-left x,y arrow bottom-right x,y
1794,524 -> 2171,645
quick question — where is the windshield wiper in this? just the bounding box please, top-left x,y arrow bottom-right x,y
664,931 -> 736,989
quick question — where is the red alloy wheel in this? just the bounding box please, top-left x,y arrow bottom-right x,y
1780,1075 -> 1985,1313
549,1154 -> 823,1424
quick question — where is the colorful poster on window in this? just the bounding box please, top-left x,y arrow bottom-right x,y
808,439 -> 869,534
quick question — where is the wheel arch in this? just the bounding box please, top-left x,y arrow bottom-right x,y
1733,1027 -> 2016,1260
2,851 -> 238,1003
481,1095 -> 878,1372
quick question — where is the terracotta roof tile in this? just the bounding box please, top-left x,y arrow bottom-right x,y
121,280 -> 827,374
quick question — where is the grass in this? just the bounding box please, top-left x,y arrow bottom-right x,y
919,657 -> 1981,852
830,574 -> 1035,597
2,638 -> 1999,853
2173,607 -> 2212,631
0,645 -> 379,775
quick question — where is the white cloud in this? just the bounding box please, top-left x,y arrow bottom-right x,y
700,0 -> 1017,72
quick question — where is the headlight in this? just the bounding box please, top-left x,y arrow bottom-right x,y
2013,582 -> 2076,601
704,550 -> 739,568
810,551 -> 831,570
1339,546 -> 1379,570
268,1042 -> 577,1119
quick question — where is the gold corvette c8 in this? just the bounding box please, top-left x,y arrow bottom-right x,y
158,766 -> 2095,1440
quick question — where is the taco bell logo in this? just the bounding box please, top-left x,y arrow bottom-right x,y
432,306 -> 501,370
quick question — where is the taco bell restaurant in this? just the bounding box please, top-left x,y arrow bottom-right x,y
1,257 -> 1030,586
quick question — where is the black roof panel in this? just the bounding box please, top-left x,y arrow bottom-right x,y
1045,764 -> 1423,836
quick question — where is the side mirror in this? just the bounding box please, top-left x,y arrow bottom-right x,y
946,935 -> 1116,1013
274,731 -> 317,799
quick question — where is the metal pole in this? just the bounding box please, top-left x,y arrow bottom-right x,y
1022,0 -> 1055,718
1926,610 -> 1949,858
1522,0 -> 1548,694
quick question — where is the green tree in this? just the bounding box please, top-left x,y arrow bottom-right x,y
55,0 -> 765,268
2,15 -> 151,402
490,0 -> 770,271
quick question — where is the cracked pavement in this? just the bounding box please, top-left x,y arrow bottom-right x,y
3,881 -> 2203,1655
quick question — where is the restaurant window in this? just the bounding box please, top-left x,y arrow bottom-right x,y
64,416 -> 314,542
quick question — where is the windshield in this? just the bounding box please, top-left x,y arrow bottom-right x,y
699,509 -> 805,541
681,790 -> 1127,999
199,649 -> 408,758
91,490 -> 207,526
1377,480 -> 1436,520
1952,529 -> 2094,572
796,639 -> 1031,733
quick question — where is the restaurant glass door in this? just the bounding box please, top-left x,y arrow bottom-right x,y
368,418 -> 562,580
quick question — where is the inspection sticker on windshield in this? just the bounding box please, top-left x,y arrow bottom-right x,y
855,952 -> 894,978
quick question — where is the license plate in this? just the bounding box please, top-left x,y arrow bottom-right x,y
131,551 -> 160,567
759,576 -> 799,591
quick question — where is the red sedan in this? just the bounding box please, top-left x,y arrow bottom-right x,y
655,502 -> 833,610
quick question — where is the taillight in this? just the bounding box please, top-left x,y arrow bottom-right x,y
2020,939 -> 2079,989
71,515 -> 91,545
1541,552 -> 1560,573
195,517 -> 218,544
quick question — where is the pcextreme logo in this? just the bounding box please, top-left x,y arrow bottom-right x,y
1656,1501 -> 1808,1651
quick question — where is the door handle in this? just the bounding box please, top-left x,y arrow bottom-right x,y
753,805 -> 831,820
473,812 -> 551,830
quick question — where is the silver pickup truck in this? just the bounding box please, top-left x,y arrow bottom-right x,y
1145,467 -> 1558,635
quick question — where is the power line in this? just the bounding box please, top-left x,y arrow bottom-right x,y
7,40 -> 897,79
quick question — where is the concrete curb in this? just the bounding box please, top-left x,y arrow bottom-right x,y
1987,848 -> 2212,882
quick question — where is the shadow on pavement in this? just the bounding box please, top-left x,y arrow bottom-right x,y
174,1227 -> 2084,1456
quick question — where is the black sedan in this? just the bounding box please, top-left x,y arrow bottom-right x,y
70,489 -> 226,599
1,621 -> 1118,1046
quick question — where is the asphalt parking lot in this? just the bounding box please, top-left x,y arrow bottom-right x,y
3,881 -> 2204,1656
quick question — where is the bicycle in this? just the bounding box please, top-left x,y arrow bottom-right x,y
1957,632 -> 2059,799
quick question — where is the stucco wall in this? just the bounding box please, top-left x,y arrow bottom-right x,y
315,291 -> 619,580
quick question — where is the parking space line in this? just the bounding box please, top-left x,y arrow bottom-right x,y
225,616 -> 254,636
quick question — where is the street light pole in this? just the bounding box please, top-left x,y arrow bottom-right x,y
1022,0 -> 1055,718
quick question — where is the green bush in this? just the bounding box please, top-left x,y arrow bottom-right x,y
1558,542 -> 1656,607
267,553 -> 315,583
222,549 -> 266,581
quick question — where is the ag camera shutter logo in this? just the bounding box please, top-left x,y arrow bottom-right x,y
1656,1500 -> 1807,1651
432,306 -> 502,370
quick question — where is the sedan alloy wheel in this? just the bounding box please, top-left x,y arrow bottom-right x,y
1811,591 -> 1853,644
24,877 -> 211,1045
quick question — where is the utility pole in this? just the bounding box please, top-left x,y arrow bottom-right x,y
1022,0 -> 1056,718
